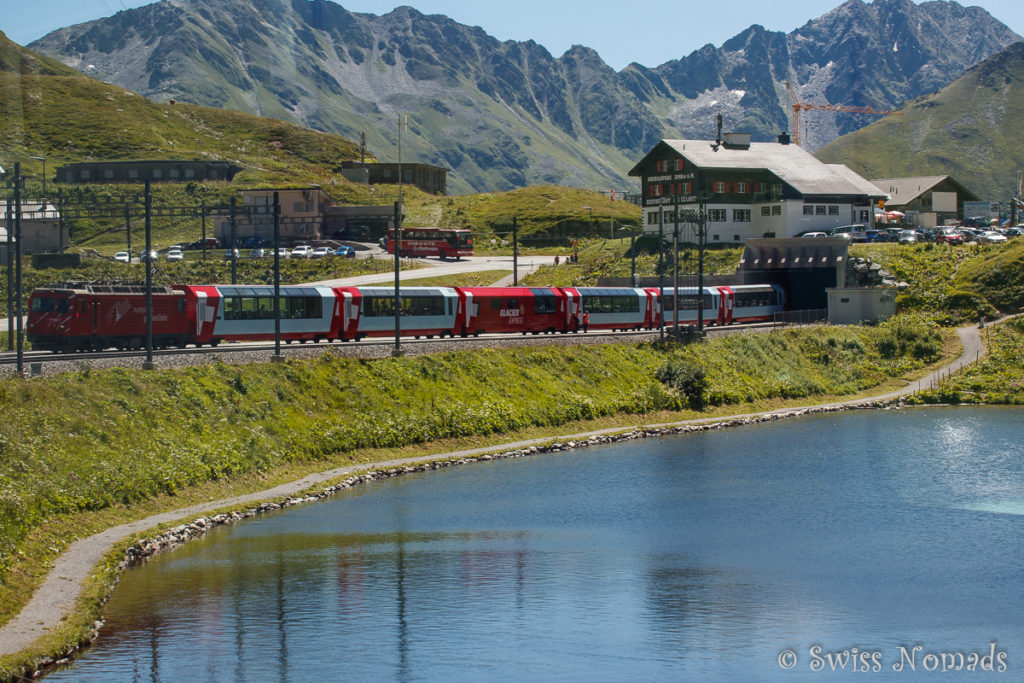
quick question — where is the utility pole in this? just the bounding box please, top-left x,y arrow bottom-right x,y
5,198 -> 12,351
658,205 -> 665,340
672,208 -> 680,339
14,163 -> 23,375
57,188 -> 64,253
512,216 -> 519,286
143,181 -> 154,369
273,192 -> 282,361
393,200 -> 403,356
229,197 -> 237,284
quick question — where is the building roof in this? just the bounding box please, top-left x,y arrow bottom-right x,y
630,139 -> 885,198
869,176 -> 981,206
0,203 -> 59,220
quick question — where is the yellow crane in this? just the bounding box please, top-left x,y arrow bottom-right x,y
785,81 -> 900,146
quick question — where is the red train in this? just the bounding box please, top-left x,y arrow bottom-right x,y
26,282 -> 784,352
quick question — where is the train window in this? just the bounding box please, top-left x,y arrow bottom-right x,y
534,296 -> 557,314
258,298 -> 276,319
364,296 -> 394,317
506,298 -> 520,311
490,297 -> 502,310
612,296 -> 639,313
223,296 -> 242,320
32,297 -> 55,313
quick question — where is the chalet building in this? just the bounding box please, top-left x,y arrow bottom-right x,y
339,162 -> 447,195
870,176 -> 981,228
628,134 -> 885,243
55,160 -> 241,184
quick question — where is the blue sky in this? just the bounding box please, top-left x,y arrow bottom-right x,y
3,0 -> 1023,71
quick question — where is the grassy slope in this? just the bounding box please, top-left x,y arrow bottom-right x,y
815,42 -> 1024,199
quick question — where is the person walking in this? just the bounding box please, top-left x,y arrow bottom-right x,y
582,311 -> 589,333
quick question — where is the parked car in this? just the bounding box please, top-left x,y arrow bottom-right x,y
898,229 -> 918,244
310,246 -> 333,258
335,245 -> 357,257
935,228 -> 965,245
273,247 -> 291,259
830,225 -> 867,242
114,251 -> 131,263
291,245 -> 314,258
979,230 -> 1008,244
223,248 -> 240,260
1003,227 -> 1024,237
140,249 -> 158,262
864,229 -> 888,243
249,248 -> 268,259
166,248 -> 184,262
799,232 -> 829,238
184,237 -> 219,250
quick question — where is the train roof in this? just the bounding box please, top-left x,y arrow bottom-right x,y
210,285 -> 330,297
34,281 -> 179,295
357,287 -> 457,296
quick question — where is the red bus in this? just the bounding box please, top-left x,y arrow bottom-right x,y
386,227 -> 473,260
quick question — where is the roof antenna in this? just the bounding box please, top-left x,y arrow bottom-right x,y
711,113 -> 723,151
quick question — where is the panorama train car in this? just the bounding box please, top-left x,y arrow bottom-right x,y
651,284 -> 784,327
722,284 -> 785,323
183,285 -> 347,346
347,287 -> 461,339
567,287 -> 657,332
27,282 -> 191,352
458,287 -> 574,336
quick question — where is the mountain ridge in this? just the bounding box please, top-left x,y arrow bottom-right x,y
26,0 -> 1023,193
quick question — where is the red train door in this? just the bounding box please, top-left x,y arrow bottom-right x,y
719,287 -> 735,324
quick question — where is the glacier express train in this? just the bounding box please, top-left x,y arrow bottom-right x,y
26,282 -> 784,352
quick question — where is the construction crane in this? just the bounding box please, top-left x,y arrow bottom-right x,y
785,81 -> 900,147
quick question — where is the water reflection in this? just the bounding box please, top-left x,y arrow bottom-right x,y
46,407 -> 1024,681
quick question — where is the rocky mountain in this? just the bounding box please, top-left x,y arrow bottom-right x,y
28,0 -> 1022,193
816,40 -> 1024,200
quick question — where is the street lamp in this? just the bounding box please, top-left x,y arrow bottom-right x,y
29,156 -> 45,200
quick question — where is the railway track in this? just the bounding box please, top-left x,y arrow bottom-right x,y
0,322 -> 782,377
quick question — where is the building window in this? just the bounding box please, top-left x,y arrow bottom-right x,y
714,181 -> 727,193
736,182 -> 747,194
152,168 -> 163,179
828,206 -> 839,215
815,206 -> 826,215
761,206 -> 771,217
712,234 -> 720,241
772,205 -> 781,216
649,184 -> 663,197
185,168 -> 195,179
803,205 -> 813,216
859,210 -> 870,222
128,169 -> 138,179
733,209 -> 751,222
755,182 -> 767,193
733,234 -> 740,241
80,169 -> 90,180
709,209 -> 727,222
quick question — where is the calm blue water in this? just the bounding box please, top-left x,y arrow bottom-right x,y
48,407 -> 1024,681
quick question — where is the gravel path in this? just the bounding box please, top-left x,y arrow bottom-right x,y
0,321 -> 990,660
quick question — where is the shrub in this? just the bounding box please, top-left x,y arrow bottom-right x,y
655,359 -> 708,410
